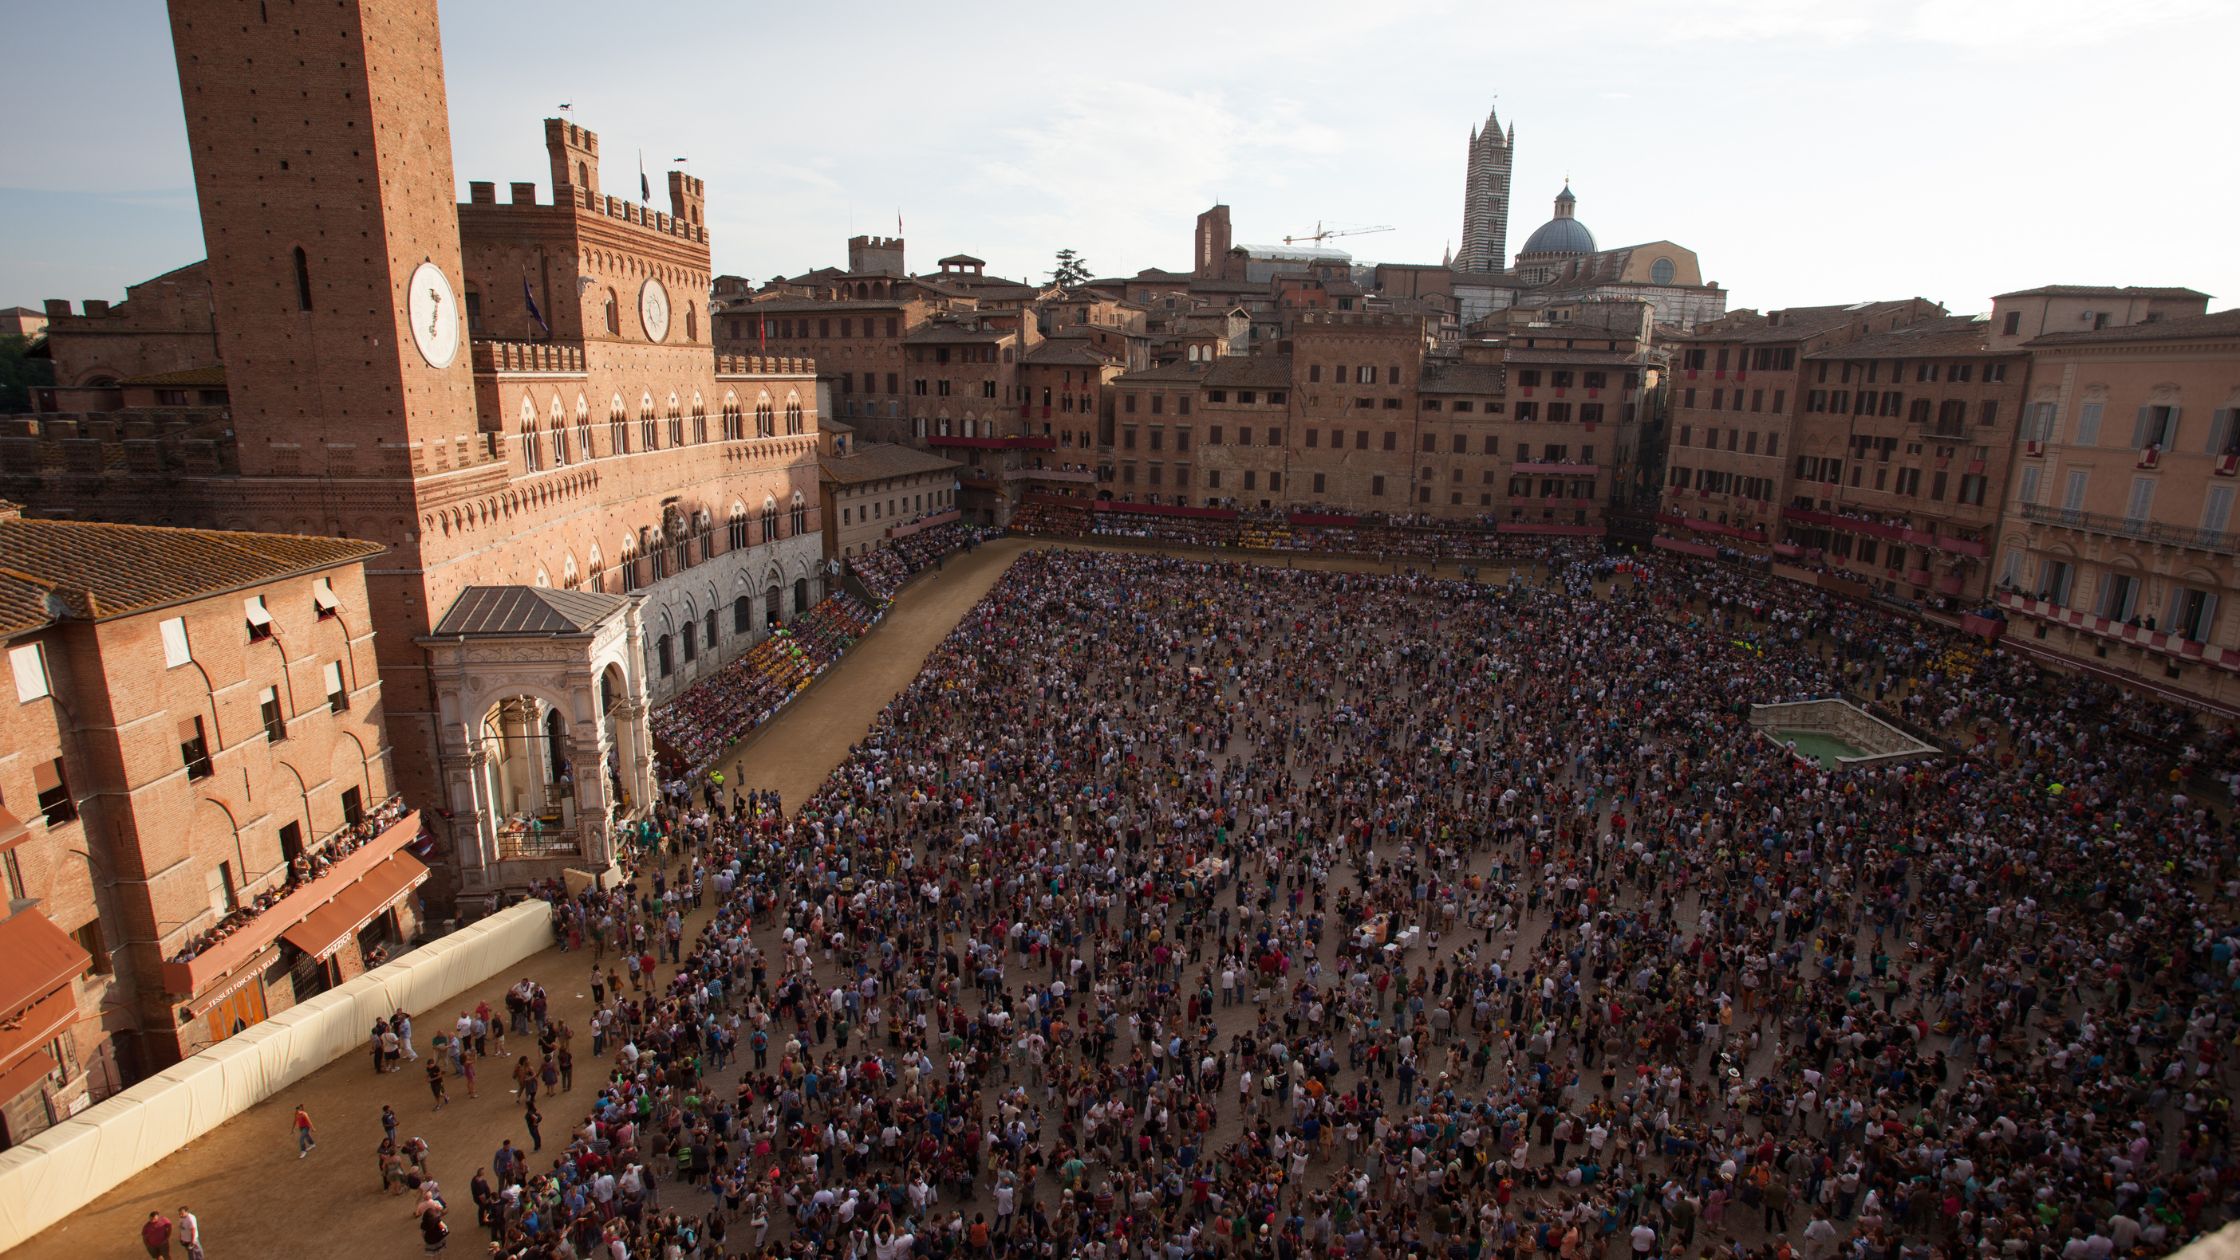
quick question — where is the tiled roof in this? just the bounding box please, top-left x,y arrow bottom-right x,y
1019,343 -> 1117,367
0,518 -> 384,638
819,443 -> 960,486
1114,363 -> 1210,386
120,365 -> 227,387
937,254 -> 986,267
736,297 -> 911,314
820,418 -> 856,434
1203,355 -> 1292,388
1807,316 -> 2003,359
432,586 -> 631,637
1502,345 -> 1644,365
1420,363 -> 1507,394
902,323 -> 1013,345
1993,284 -> 2209,300
1681,301 -> 1929,344
2028,307 -> 2240,347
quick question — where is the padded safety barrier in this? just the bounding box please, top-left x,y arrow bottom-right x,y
0,901 -> 553,1251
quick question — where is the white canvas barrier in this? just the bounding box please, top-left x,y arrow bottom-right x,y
0,901 -> 553,1252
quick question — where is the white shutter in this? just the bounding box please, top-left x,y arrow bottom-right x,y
2197,593 -> 2220,645
160,617 -> 192,668
2075,403 -> 2102,447
313,576 -> 340,613
9,643 -> 50,703
1998,549 -> 2022,587
2166,406 -> 2183,448
2062,471 -> 2089,512
2124,476 -> 2155,524
2210,409 -> 2237,456
2133,406 -> 2154,448
2204,486 -> 2235,536
323,661 -> 344,694
2018,464 -> 2042,506
244,595 -> 272,627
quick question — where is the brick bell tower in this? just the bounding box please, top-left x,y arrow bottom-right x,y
167,0 -> 482,482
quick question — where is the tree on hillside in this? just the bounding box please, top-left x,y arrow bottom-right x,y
0,336 -> 53,413
1050,249 -> 1092,289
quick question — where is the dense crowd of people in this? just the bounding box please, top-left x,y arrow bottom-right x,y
426,544 -> 2236,1259
649,595 -> 881,779
1020,499 -> 1602,566
853,525 -> 991,604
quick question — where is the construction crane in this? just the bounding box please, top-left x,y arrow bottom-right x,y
1282,221 -> 1394,246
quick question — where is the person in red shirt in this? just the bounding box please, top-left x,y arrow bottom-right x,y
140,1210 -> 173,1258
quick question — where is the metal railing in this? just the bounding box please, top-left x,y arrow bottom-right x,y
2020,502 -> 2240,556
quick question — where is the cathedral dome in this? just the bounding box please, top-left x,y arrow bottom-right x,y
1518,184 -> 1595,257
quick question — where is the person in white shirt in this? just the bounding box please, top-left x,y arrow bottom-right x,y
1801,1214 -> 1839,1260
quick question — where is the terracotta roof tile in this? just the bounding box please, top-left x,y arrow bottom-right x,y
819,443 -> 961,487
1993,284 -> 2209,300
1114,363 -> 1210,386
2027,307 -> 2240,347
0,518 -> 383,637
1807,316 -> 2006,359
1203,355 -> 1292,388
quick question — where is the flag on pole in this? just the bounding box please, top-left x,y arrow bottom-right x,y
522,275 -> 549,336
897,209 -> 903,236
639,150 -> 650,202
758,315 -> 766,352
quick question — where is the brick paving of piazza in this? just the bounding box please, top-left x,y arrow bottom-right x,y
21,537 -> 2236,1260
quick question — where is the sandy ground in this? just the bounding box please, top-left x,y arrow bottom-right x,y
8,538 -> 1529,1260
4,543 -> 1030,1260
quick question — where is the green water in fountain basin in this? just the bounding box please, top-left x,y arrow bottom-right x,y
1771,729 -> 1866,769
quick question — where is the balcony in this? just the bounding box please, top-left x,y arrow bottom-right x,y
1780,507 -> 1988,558
471,340 -> 586,376
1511,460 -> 1596,475
1997,590 -> 2240,673
161,804 -> 425,997
1657,513 -> 1768,544
2019,501 -> 2240,556
1003,466 -> 1098,484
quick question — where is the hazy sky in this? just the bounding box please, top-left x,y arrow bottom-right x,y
4,0 -> 2233,316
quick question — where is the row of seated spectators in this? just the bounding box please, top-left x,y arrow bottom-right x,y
849,548 -> 909,603
1028,501 -> 1578,565
1007,497 -> 1092,536
1088,514 -> 1241,548
847,521 -> 989,604
648,593 -> 880,778
168,793 -> 413,963
891,519 -> 984,573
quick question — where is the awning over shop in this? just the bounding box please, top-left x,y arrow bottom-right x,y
0,911 -> 87,1076
0,1051 -> 57,1105
281,851 -> 430,961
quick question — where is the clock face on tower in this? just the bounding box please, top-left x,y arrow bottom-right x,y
406,261 -> 460,368
639,278 -> 671,343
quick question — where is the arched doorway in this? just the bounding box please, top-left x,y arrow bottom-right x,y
599,663 -> 636,815
764,584 -> 782,627
793,577 -> 809,615
479,696 -> 574,856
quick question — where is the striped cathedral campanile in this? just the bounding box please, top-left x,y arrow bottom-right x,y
1456,103 -> 1514,274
